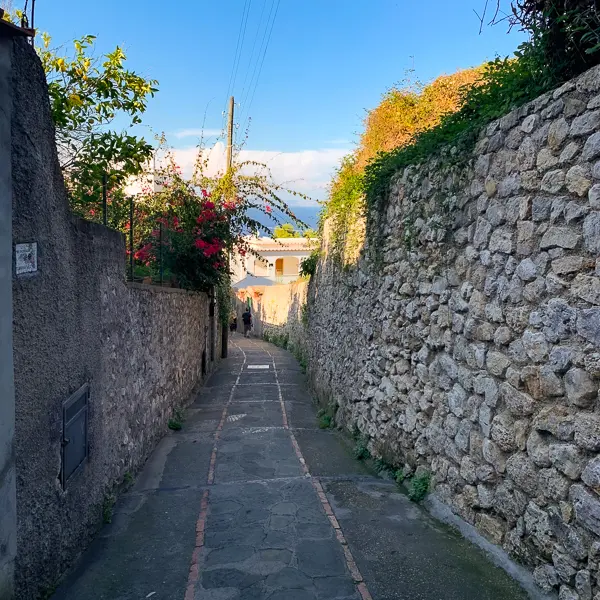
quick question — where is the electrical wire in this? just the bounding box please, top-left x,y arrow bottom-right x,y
230,0 -> 252,101
239,0 -> 280,137
238,0 -> 275,132
238,0 -> 268,116
222,0 -> 252,133
237,0 -> 275,127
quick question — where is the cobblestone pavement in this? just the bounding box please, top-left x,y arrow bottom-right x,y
53,338 -> 533,600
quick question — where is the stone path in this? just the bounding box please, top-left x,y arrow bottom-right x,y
52,338 -> 533,600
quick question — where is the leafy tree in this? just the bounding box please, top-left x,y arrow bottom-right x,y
38,33 -> 158,216
272,224 -> 316,238
273,223 -> 300,238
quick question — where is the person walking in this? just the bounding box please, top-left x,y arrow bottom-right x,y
242,308 -> 252,338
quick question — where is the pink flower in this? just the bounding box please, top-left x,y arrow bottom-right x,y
134,243 -> 153,262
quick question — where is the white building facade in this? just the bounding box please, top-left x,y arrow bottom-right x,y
231,236 -> 315,285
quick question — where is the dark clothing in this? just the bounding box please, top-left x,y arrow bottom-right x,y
229,318 -> 237,333
242,311 -> 252,337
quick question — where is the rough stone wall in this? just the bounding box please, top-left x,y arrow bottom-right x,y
307,64 -> 600,597
0,33 -> 16,600
11,39 -> 218,598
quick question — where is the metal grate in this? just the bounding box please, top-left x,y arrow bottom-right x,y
62,383 -> 89,488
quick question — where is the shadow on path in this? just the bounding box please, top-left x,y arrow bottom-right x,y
52,337 -> 533,600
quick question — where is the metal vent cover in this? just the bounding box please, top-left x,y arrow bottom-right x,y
61,383 -> 89,488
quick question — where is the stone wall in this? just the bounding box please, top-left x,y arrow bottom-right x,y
306,64 -> 600,597
0,31 -> 17,600
11,39 -> 219,598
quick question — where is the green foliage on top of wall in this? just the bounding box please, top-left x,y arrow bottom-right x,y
322,2 -> 600,263
299,250 -> 320,278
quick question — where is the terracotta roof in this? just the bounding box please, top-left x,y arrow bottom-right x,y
245,237 -> 315,252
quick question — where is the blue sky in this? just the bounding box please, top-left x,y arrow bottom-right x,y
36,0 -> 524,219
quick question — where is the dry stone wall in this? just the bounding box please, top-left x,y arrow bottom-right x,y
306,64 -> 600,598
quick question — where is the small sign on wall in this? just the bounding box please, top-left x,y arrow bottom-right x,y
15,242 -> 38,275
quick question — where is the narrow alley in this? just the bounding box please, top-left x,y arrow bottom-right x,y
52,338 -> 532,600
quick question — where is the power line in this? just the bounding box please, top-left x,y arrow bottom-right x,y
230,0 -> 252,100
238,0 -> 268,115
238,0 -> 275,129
222,0 -> 251,133
240,0 -> 281,136
238,0 -> 280,133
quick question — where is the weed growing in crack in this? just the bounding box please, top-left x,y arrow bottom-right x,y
102,494 -> 116,524
39,584 -> 58,600
168,407 -> 184,431
408,471 -> 431,503
394,468 -> 405,484
317,405 -> 336,429
353,436 -> 370,460
374,458 -> 387,473
318,413 -> 332,429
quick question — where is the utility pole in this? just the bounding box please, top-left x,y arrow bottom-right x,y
221,96 -> 234,359
226,95 -> 234,172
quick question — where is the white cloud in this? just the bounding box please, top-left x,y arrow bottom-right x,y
124,142 -> 347,205
173,128 -> 223,139
166,143 -> 347,204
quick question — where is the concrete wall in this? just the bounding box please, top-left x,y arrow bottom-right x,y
236,281 -> 308,353
0,34 -> 16,600
11,39 -> 220,598
306,64 -> 600,597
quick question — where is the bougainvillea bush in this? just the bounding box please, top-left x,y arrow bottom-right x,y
130,147 -> 305,291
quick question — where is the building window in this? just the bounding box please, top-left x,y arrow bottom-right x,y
275,257 -> 300,279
